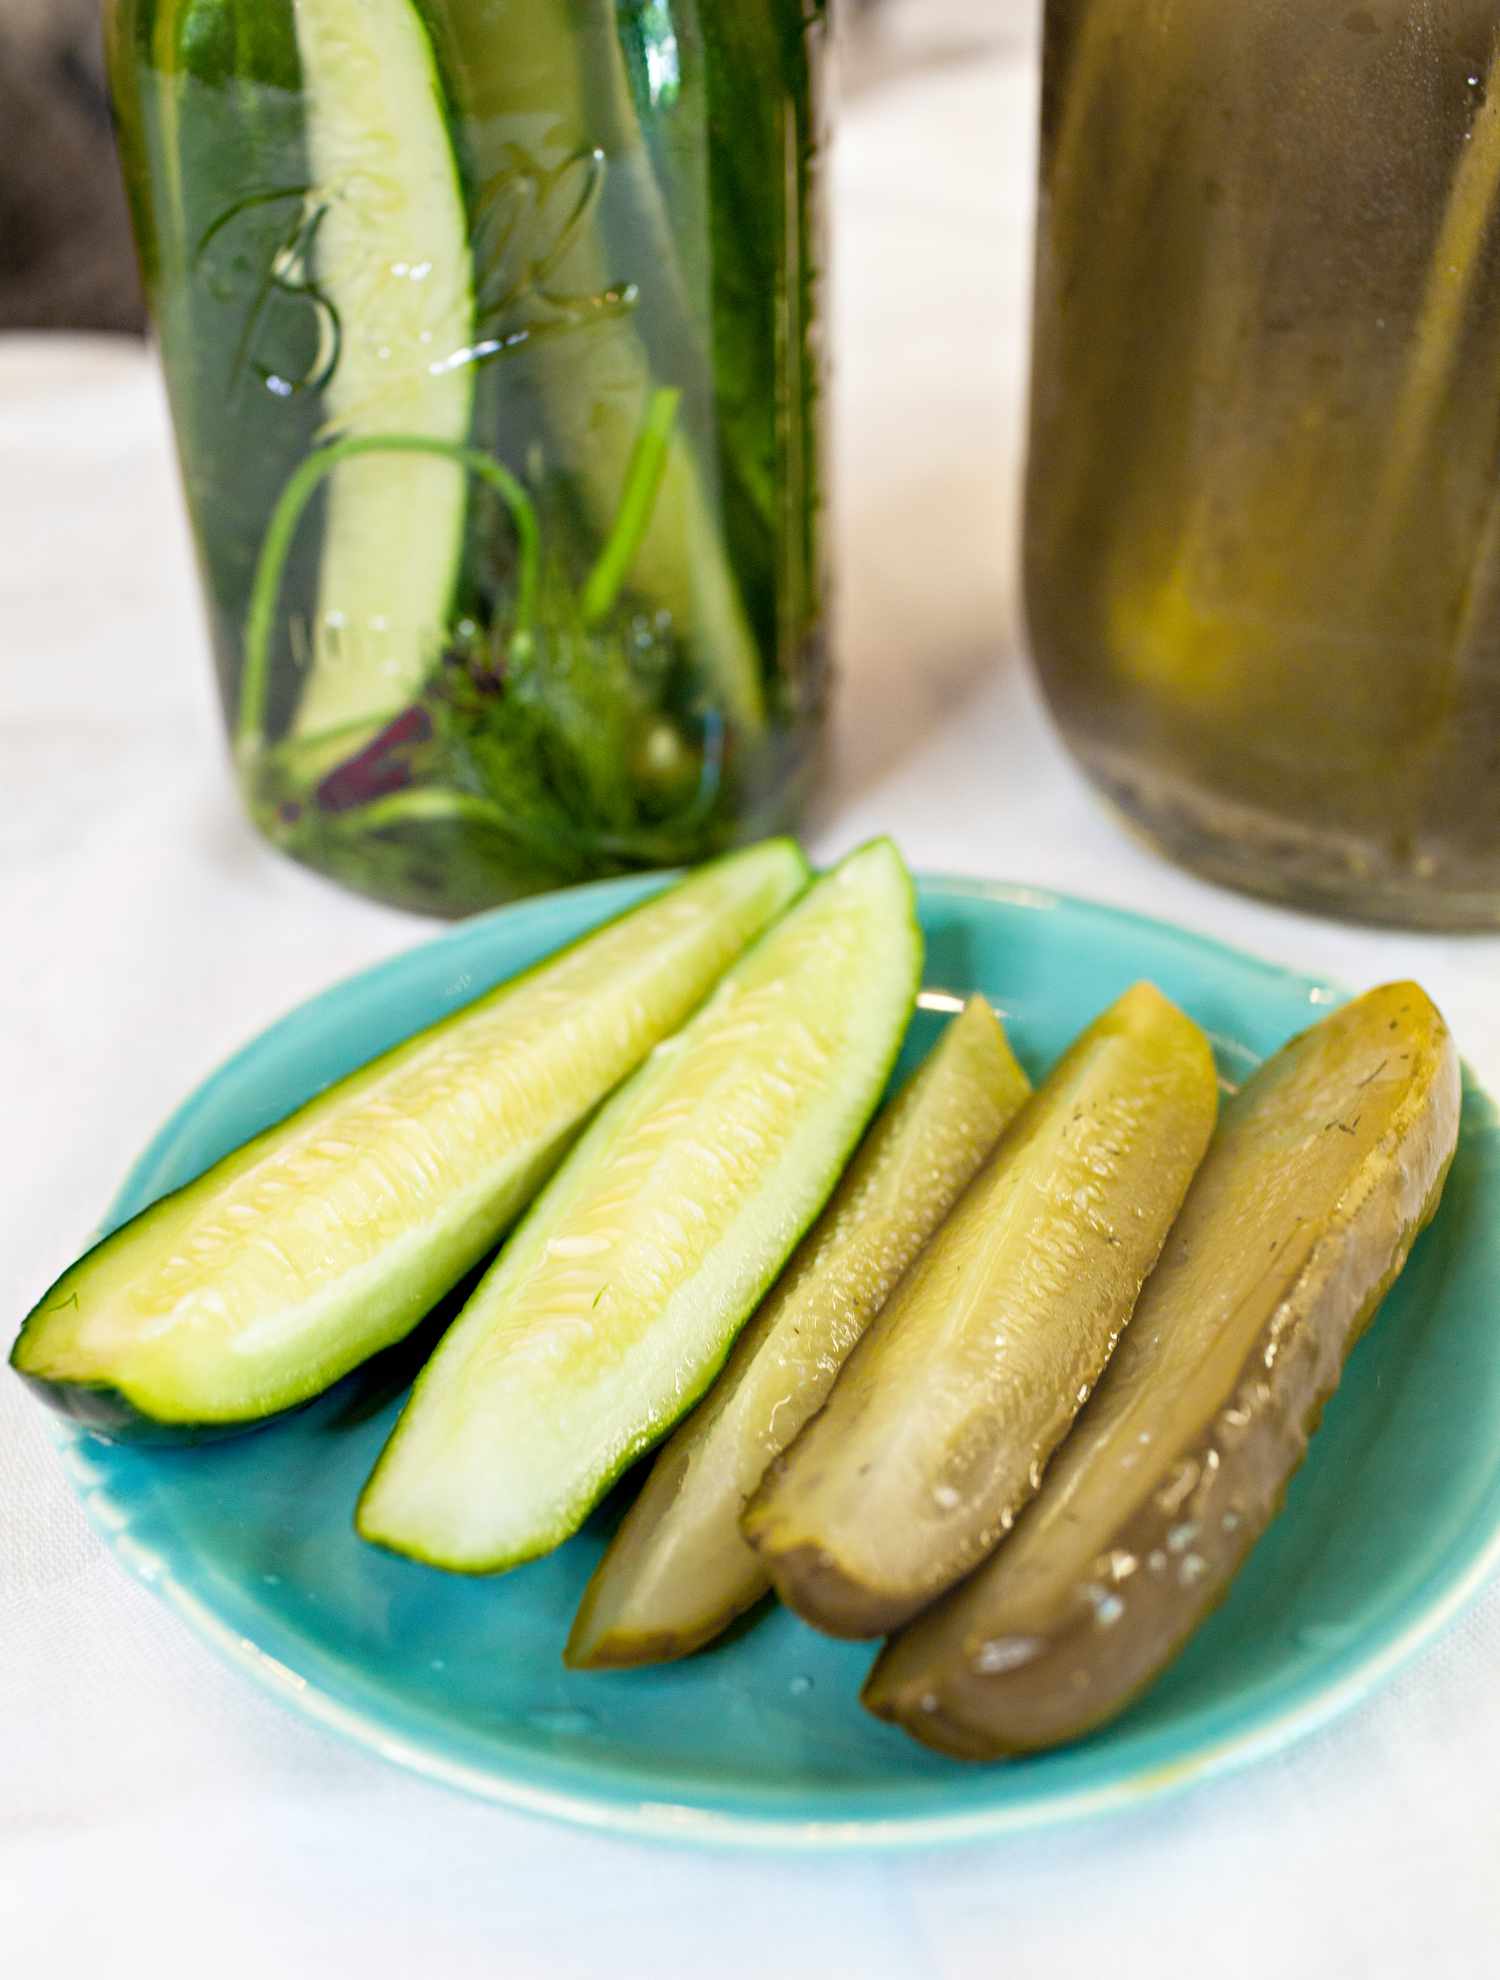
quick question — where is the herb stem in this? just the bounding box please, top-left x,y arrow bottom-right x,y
580,386 -> 682,629
240,434 -> 542,757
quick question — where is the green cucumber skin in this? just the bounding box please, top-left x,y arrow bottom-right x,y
11,1360 -> 300,1446
12,841 -> 810,1442
355,840 -> 922,1575
12,1274 -> 264,1447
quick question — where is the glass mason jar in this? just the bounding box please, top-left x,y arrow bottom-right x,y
108,0 -> 828,914
1026,1 -> 1500,928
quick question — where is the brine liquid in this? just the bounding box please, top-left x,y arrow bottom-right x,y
1025,0 -> 1500,925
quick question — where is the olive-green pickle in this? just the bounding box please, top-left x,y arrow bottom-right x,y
745,983 -> 1218,1640
866,983 -> 1461,1758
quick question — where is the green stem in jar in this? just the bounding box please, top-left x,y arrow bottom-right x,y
239,433 -> 541,759
352,788 -> 560,847
305,752 -> 726,866
581,385 -> 681,629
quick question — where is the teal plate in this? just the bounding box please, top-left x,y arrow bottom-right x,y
47,875 -> 1500,1848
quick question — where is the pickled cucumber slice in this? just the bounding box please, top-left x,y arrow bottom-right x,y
744,984 -> 1218,1639
419,0 -> 767,734
10,840 -> 807,1438
356,840 -> 921,1573
288,0 -> 475,740
566,996 -> 1032,1668
865,983 -> 1461,1759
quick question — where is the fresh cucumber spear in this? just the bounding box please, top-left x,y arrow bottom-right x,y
12,841 -> 806,1439
566,997 -> 1031,1667
357,840 -> 921,1573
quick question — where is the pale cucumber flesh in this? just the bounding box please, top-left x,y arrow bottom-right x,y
356,839 -> 922,1573
12,840 -> 807,1434
744,983 -> 1220,1639
566,995 -> 1033,1668
865,982 -> 1462,1758
289,0 -> 475,740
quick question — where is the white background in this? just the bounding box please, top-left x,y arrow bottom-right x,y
4,9 -> 1498,1975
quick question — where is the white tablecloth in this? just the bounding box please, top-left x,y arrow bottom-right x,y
4,30 -> 1499,1980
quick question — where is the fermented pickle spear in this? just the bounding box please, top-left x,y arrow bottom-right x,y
743,983 -> 1219,1639
865,983 -> 1462,1759
565,997 -> 1033,1669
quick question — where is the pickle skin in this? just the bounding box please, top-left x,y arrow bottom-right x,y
863,982 -> 1462,1759
743,982 -> 1220,1640
564,997 -> 1033,1669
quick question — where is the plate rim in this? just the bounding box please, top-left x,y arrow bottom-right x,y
49,870 -> 1500,1851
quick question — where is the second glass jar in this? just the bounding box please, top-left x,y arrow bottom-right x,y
1026,0 -> 1500,928
110,0 -> 828,913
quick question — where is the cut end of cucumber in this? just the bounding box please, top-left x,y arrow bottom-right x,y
562,1435 -> 764,1668
356,839 -> 922,1574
